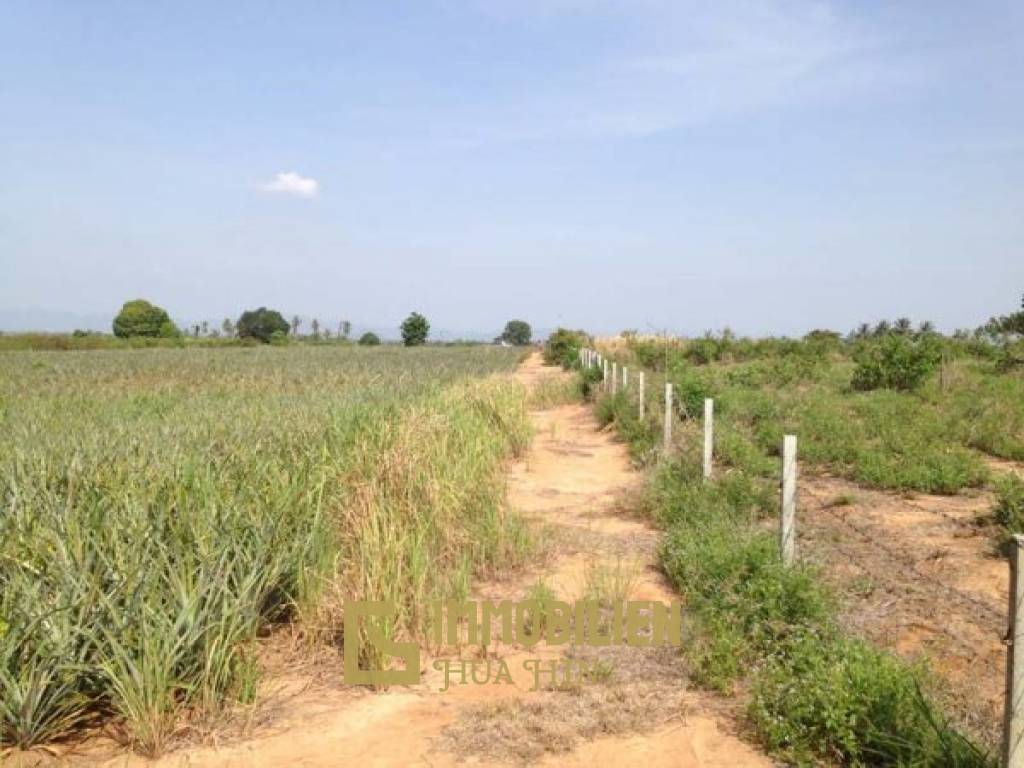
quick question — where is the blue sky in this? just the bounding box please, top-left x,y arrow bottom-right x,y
1,0 -> 1021,337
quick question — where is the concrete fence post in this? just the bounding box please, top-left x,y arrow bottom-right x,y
611,362 -> 618,395
663,383 -> 673,453
1004,535 -> 1024,767
639,372 -> 645,420
780,435 -> 798,567
703,399 -> 714,481
622,366 -> 628,390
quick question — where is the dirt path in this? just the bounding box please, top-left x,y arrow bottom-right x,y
93,354 -> 769,767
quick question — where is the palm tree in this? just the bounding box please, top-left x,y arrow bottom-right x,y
850,322 -> 871,341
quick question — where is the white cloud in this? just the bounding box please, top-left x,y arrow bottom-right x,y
259,171 -> 319,198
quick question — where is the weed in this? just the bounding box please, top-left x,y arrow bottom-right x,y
583,557 -> 640,609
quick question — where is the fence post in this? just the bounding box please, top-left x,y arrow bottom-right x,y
780,435 -> 797,567
611,362 -> 618,395
603,359 -> 608,392
622,366 -> 628,390
639,372 -> 645,420
1005,535 -> 1024,767
703,398 -> 714,481
663,383 -> 673,453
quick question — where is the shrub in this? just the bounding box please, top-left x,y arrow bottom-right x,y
670,370 -> 714,418
500,320 -> 532,346
358,332 -> 381,346
750,632 -> 990,766
684,337 -> 723,365
112,300 -> 178,338
543,328 -> 588,367
997,340 -> 1024,372
400,312 -> 430,347
627,338 -> 679,371
236,307 -> 289,343
851,334 -> 941,391
579,365 -> 604,399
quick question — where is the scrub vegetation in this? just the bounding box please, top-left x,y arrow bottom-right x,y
595,330 -> 1023,493
557,324 -> 1022,766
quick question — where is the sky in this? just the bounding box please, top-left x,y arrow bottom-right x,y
1,0 -> 1022,338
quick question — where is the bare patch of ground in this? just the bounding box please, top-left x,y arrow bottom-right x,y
800,474 -> 1006,749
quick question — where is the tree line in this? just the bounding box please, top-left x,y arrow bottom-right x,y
111,300 -> 534,347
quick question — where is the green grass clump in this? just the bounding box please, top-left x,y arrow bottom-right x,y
750,633 -> 991,766
528,374 -> 583,409
993,474 -> 1024,539
0,345 -> 527,752
949,373 -> 1024,461
595,391 -> 659,463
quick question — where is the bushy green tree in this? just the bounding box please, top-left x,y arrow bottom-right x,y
500,319 -> 532,346
236,307 -> 290,343
358,331 -> 381,346
851,334 -> 941,391
112,299 -> 178,338
400,312 -> 429,346
543,328 -> 588,367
